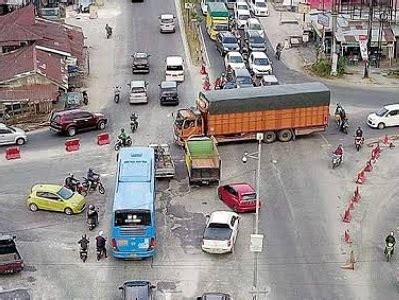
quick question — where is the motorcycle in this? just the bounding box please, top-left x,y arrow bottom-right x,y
80,247 -> 88,263
106,27 -> 112,39
114,86 -> 120,103
340,119 -> 349,134
82,177 -> 105,194
384,242 -> 395,262
86,209 -> 99,231
114,137 -> 132,151
355,136 -> 364,151
331,154 -> 342,169
130,113 -> 138,133
97,247 -> 106,261
64,179 -> 88,197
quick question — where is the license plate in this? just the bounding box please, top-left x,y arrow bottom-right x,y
117,239 -> 128,246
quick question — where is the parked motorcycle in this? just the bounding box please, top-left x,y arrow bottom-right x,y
114,137 -> 132,151
130,113 -> 138,133
114,86 -> 121,103
385,242 -> 395,262
355,136 -> 364,151
331,154 -> 342,169
82,177 -> 105,194
64,178 -> 88,196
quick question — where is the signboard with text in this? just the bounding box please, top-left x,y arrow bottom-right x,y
358,35 -> 368,61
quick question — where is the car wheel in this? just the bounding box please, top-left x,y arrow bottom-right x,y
97,120 -> 106,130
378,122 -> 385,129
29,203 -> 38,212
67,126 -> 76,137
16,138 -> 25,145
64,207 -> 73,215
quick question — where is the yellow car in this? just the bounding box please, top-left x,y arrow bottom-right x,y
27,184 -> 86,215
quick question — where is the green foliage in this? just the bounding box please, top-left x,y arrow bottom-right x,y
311,56 -> 347,77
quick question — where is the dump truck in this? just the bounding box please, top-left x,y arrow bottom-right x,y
149,143 -> 175,178
206,2 -> 230,40
0,235 -> 24,274
184,136 -> 221,185
173,82 -> 330,145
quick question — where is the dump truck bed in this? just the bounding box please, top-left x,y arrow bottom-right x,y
149,144 -> 175,178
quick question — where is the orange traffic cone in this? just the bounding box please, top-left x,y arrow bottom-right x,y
344,230 -> 352,243
200,63 -> 207,75
356,170 -> 366,184
342,209 -> 352,223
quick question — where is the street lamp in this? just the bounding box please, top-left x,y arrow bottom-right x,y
241,133 -> 264,300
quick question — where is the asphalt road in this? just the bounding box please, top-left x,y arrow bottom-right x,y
1,2 -> 399,300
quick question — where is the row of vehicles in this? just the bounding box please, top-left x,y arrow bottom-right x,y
201,0 -> 269,17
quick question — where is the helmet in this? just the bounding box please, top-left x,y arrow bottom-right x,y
82,234 -> 86,239
121,128 -> 125,133
98,230 -> 104,237
88,204 -> 95,210
358,126 -> 361,130
88,168 -> 93,173
68,173 -> 74,177
390,231 -> 395,236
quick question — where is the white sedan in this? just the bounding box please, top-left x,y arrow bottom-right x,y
248,51 -> 272,76
202,211 -> 239,254
224,51 -> 246,70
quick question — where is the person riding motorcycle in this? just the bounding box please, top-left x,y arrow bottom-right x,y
355,126 -> 363,138
130,112 -> 138,123
335,103 -> 346,122
78,234 -> 89,251
96,230 -> 107,258
386,231 -> 396,254
86,204 -> 98,226
65,173 -> 79,192
87,168 -> 100,189
118,128 -> 130,146
333,144 -> 344,162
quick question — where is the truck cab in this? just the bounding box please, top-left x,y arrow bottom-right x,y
173,108 -> 204,145
206,2 -> 230,40
0,235 -> 24,274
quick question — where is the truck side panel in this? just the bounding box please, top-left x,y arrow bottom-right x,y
207,106 -> 329,136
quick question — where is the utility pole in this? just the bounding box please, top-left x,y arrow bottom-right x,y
330,0 -> 338,76
364,0 -> 373,78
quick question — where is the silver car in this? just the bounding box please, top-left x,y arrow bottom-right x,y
0,123 -> 27,145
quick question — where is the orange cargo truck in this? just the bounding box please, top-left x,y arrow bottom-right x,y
173,82 -> 330,145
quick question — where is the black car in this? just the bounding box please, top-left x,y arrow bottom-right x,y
159,81 -> 179,106
233,68 -> 254,88
119,281 -> 155,300
197,293 -> 232,300
216,32 -> 240,56
132,52 -> 150,73
243,30 -> 266,52
223,81 -> 237,89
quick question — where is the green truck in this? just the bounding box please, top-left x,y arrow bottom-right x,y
184,136 -> 221,185
206,2 -> 229,40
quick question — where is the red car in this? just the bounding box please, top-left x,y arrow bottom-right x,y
217,183 -> 260,213
50,109 -> 107,137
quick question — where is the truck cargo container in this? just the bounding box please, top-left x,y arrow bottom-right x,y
185,136 -> 221,185
206,2 -> 230,40
173,82 -> 330,145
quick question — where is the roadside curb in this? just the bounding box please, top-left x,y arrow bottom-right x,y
173,0 -> 192,69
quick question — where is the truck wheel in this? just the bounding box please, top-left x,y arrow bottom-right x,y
278,129 -> 293,142
263,131 -> 276,143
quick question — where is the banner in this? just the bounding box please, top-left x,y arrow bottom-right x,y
358,35 -> 368,61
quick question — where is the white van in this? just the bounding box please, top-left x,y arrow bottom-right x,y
250,0 -> 269,17
244,18 -> 265,38
165,56 -> 185,82
367,104 -> 399,129
235,9 -> 251,29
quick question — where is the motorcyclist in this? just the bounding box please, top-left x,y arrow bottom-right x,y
105,23 -> 112,36
65,173 -> 79,192
333,144 -> 344,162
130,112 -> 138,123
335,103 -> 346,121
86,204 -> 98,226
118,128 -> 130,146
226,65 -> 233,82
78,234 -> 89,251
355,126 -> 363,138
87,168 -> 100,189
386,231 -> 396,253
96,230 -> 107,258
